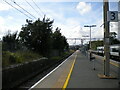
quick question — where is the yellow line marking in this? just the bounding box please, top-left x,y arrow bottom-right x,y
110,61 -> 119,68
93,54 -> 120,68
62,54 -> 77,89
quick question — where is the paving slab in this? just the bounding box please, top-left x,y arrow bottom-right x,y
30,51 -> 78,89
67,51 -> 119,88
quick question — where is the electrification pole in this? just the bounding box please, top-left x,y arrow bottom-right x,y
103,0 -> 110,76
98,0 -> 118,79
118,0 -> 120,86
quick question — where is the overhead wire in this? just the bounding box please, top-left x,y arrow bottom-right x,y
11,0 -> 37,19
31,0 -> 45,16
30,0 -> 59,29
30,0 -> 60,29
24,0 -> 43,18
4,0 -> 78,32
3,0 -> 33,19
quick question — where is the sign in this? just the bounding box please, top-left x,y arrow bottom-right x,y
107,11 -> 118,22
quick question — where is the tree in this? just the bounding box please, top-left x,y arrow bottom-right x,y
19,17 -> 54,56
91,40 -> 103,50
2,31 -> 19,51
110,32 -> 117,39
52,27 -> 69,55
109,32 -> 120,45
19,17 -> 69,57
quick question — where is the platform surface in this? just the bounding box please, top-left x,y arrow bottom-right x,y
67,51 -> 119,88
30,50 -> 120,89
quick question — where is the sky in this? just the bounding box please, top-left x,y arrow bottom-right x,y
0,0 -> 119,45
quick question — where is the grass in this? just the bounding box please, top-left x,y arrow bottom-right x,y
2,49 -> 74,68
2,50 -> 42,68
50,50 -> 74,61
50,56 -> 62,61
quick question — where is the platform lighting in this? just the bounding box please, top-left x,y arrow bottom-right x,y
84,25 -> 96,49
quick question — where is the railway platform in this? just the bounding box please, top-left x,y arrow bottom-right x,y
67,51 -> 119,88
29,50 -> 120,89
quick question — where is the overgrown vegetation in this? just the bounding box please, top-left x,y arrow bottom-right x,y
91,40 -> 103,50
19,18 -> 69,57
91,32 -> 120,50
2,17 -> 70,68
2,51 -> 42,67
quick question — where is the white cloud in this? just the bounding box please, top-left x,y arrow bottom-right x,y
0,16 -> 5,25
0,16 -> 6,38
0,16 -> 21,39
7,16 -> 14,20
0,2 -> 12,11
54,18 -> 81,37
76,2 -> 92,15
1,1 -> 116,45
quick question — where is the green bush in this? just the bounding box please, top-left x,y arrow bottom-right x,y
2,51 -> 10,67
50,56 -> 62,61
2,50 -> 42,68
9,54 -> 16,63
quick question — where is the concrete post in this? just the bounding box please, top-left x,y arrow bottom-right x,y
103,0 -> 110,76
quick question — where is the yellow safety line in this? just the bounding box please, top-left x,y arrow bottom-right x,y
110,61 -> 119,68
62,54 -> 77,90
93,54 -> 120,68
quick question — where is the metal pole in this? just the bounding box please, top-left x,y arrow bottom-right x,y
89,27 -> 92,61
90,26 -> 91,49
81,39 -> 83,45
103,0 -> 110,76
93,59 -> 95,70
118,0 -> 120,86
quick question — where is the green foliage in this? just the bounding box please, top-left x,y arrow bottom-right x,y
19,17 -> 69,57
52,27 -> 69,55
2,31 -> 20,52
19,18 -> 53,57
50,51 -> 72,62
110,32 -> 117,38
2,51 -> 42,67
50,56 -> 62,61
91,32 -> 120,50
91,40 -> 103,50
2,16 -> 69,67
61,51 -> 70,57
9,54 -> 19,63
109,32 -> 120,45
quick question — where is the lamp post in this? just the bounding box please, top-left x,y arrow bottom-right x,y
84,25 -> 96,61
84,25 -> 96,50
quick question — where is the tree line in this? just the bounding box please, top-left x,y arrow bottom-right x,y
91,32 -> 120,50
3,17 -> 69,57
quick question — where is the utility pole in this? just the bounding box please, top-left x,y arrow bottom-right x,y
118,0 -> 120,86
98,0 -> 118,79
103,0 -> 110,76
